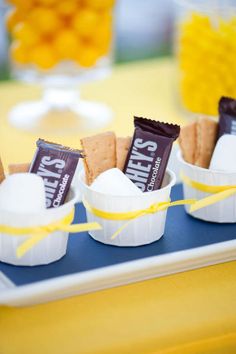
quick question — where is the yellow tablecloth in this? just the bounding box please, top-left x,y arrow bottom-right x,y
0,58 -> 236,354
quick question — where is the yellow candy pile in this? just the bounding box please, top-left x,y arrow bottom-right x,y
6,0 -> 114,70
178,12 -> 236,116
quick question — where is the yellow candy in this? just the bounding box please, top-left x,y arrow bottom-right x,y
89,11 -> 112,55
30,43 -> 58,69
13,22 -> 40,47
72,9 -> 99,38
84,0 -> 115,10
10,41 -> 29,64
6,0 -> 114,71
6,0 -> 34,10
53,29 -> 80,59
5,8 -> 24,32
178,12 -> 236,115
94,23 -> 112,55
56,1 -> 79,17
36,0 -> 58,5
75,45 -> 99,67
28,7 -> 61,35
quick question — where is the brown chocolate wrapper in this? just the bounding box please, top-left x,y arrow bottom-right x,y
218,97 -> 236,138
123,117 -> 180,192
30,139 -> 82,208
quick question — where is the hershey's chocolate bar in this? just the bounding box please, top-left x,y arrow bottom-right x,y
123,117 -> 180,192
30,139 -> 81,208
218,97 -> 236,138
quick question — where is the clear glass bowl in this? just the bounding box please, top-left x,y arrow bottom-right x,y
174,0 -> 236,118
5,0 -> 115,133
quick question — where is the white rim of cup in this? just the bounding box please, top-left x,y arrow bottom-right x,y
78,169 -> 176,200
177,150 -> 236,177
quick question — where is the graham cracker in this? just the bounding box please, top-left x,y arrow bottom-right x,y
195,118 -> 218,168
8,163 -> 30,175
0,156 -> 5,183
178,122 -> 197,164
116,136 -> 131,171
81,131 -> 116,185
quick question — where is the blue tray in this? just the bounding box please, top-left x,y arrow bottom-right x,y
1,184 -> 236,288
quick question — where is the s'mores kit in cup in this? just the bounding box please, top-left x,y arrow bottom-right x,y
178,96 -> 236,223
0,139 -> 82,266
79,117 -> 179,246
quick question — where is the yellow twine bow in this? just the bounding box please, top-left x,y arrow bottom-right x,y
181,172 -> 236,212
0,208 -> 101,258
83,198 -> 195,240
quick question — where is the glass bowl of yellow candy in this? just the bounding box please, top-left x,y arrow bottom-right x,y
175,0 -> 236,117
5,0 -> 115,133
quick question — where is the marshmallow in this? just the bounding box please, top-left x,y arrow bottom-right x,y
90,168 -> 142,196
210,134 -> 236,172
0,173 -> 46,213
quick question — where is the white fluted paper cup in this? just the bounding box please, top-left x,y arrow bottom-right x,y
178,151 -> 236,223
79,169 -> 176,246
0,188 -> 78,266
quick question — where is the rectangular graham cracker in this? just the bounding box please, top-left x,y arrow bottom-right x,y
81,132 -> 116,185
178,122 -> 197,164
195,118 -> 218,168
0,156 -> 5,183
8,163 -> 30,175
116,136 -> 131,171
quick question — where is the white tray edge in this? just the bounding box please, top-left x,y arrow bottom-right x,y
0,239 -> 236,307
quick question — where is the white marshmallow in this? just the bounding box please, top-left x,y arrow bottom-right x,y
0,173 -> 46,213
210,134 -> 236,172
90,168 -> 142,196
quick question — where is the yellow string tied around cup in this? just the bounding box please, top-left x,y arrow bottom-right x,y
83,198 -> 195,240
181,172 -> 236,212
0,208 -> 101,258
5,174 -> 236,259
83,173 -> 236,240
